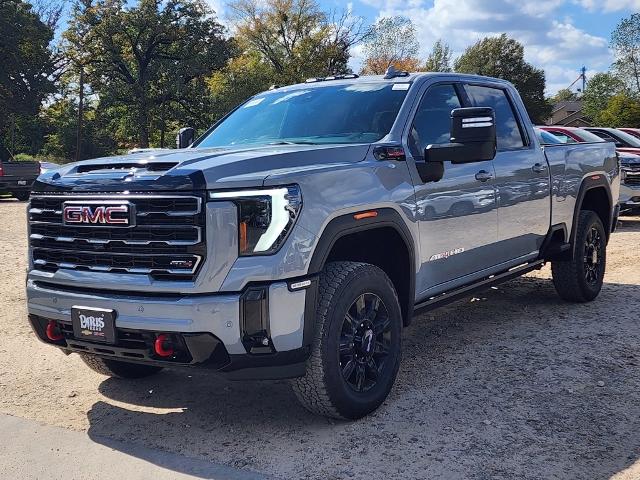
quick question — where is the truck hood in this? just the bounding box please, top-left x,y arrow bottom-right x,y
32,144 -> 371,193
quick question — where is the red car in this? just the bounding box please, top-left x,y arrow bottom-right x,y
538,126 -> 609,144
620,128 -> 640,140
540,126 -> 640,156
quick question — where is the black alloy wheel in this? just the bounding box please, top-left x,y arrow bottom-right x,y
339,293 -> 391,393
583,226 -> 603,286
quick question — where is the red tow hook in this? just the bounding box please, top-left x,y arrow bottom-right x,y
45,320 -> 64,342
154,334 -> 174,357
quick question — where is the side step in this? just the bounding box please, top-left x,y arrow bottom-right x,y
414,260 -> 545,314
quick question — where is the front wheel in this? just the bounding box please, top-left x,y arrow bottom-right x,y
291,262 -> 402,419
551,210 -> 607,302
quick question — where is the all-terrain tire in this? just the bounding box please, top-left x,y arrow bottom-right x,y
80,354 -> 163,379
291,261 -> 402,420
551,210 -> 607,302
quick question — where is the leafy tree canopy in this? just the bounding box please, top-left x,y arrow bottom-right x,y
598,93 -> 640,128
454,34 -> 551,123
360,16 -> 419,75
0,0 -> 56,159
611,13 -> 640,95
64,0 -> 234,147
582,72 -> 626,124
423,40 -> 452,73
228,0 -> 365,85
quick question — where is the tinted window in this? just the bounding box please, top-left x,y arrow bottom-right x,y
196,83 -> 409,148
547,131 -> 577,144
409,84 -> 461,157
465,85 -> 525,150
589,130 -> 618,144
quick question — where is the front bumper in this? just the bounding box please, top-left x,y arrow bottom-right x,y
27,278 -> 311,379
619,182 -> 640,209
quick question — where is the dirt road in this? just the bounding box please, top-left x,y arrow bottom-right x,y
1,197 -> 639,480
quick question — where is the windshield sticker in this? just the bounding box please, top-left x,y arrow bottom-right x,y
429,248 -> 465,261
243,98 -> 265,108
392,83 -> 410,91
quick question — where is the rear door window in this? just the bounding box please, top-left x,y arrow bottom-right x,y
465,85 -> 525,151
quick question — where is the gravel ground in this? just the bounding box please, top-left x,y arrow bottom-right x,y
1,197 -> 639,480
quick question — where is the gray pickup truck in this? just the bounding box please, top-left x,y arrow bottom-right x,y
26,71 -> 619,419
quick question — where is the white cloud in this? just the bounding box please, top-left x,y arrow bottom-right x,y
353,0 -> 614,94
576,0 -> 640,12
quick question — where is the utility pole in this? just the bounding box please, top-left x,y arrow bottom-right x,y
581,66 -> 587,93
75,67 -> 84,162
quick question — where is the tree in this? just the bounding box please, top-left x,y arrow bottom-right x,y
550,88 -> 577,104
423,40 -> 452,73
228,0 -> 366,85
207,52 -> 276,120
64,0 -> 233,148
611,13 -> 640,95
0,0 -> 56,160
581,72 -> 625,124
360,16 -> 420,75
454,34 -> 551,123
598,93 -> 640,128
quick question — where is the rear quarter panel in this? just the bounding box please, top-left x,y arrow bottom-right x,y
543,142 -> 619,239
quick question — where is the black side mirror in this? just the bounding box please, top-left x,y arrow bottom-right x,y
425,107 -> 497,164
176,127 -> 195,149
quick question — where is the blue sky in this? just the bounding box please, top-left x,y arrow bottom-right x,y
208,0 -> 639,95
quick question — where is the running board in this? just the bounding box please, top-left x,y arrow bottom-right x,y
414,260 -> 545,314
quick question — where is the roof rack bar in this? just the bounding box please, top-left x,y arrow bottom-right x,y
305,73 -> 359,83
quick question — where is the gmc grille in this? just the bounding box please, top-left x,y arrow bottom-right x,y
29,194 -> 206,281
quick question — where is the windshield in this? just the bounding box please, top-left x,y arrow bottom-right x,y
611,129 -> 640,147
573,129 -> 607,143
195,83 -> 410,148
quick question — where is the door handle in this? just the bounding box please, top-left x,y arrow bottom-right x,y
532,163 -> 547,174
475,170 -> 493,182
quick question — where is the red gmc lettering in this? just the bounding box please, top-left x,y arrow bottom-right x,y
63,205 -> 129,225
104,205 -> 129,224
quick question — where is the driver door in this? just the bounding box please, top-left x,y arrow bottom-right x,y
407,83 -> 499,299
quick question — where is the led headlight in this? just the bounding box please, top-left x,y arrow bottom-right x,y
209,185 -> 302,256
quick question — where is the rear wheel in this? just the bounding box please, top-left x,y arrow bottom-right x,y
80,354 -> 163,379
291,261 -> 402,419
551,210 -> 606,302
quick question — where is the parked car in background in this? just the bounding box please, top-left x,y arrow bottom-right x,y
534,127 -> 565,145
538,126 -> 607,144
0,159 -> 40,201
619,151 -> 640,213
584,127 -> 640,156
619,128 -> 640,140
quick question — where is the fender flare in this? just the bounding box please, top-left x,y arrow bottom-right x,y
306,208 -> 417,329
570,174 -> 613,247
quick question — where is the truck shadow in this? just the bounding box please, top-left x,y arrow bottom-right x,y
87,275 -> 640,480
